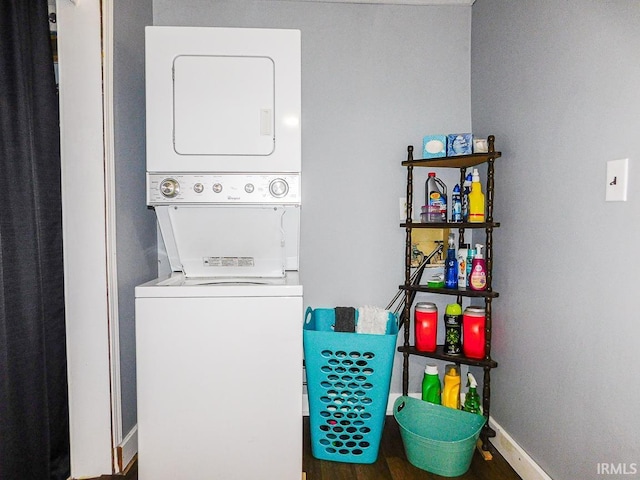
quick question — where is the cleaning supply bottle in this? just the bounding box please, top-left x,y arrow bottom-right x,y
415,302 -> 438,352
463,373 -> 481,415
469,244 -> 487,291
451,184 -> 462,222
457,243 -> 469,288
442,364 -> 461,409
468,168 -> 485,223
462,306 -> 486,359
462,172 -> 472,222
465,245 -> 476,288
421,364 -> 441,404
444,303 -> 462,355
425,172 -> 447,222
444,233 -> 458,289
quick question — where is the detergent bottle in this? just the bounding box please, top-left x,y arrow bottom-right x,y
443,303 -> 462,355
421,365 -> 441,404
462,172 -> 472,222
442,364 -> 461,409
444,233 -> 458,289
468,168 -> 485,223
415,302 -> 438,352
462,306 -> 486,359
469,244 -> 487,291
465,245 -> 475,288
425,172 -> 447,222
463,373 -> 482,415
451,184 -> 462,222
457,243 -> 469,288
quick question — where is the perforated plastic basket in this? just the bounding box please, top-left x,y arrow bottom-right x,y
303,307 -> 398,464
393,396 -> 486,477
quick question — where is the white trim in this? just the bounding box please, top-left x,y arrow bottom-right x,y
101,0 -> 123,472
57,0 -> 113,476
115,425 -> 138,473
489,418 -> 553,480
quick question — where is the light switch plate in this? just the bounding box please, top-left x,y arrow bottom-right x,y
606,158 -> 628,202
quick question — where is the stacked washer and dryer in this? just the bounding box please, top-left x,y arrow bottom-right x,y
135,27 -> 303,480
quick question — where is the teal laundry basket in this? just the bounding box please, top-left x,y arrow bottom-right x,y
303,307 -> 398,464
393,396 -> 486,477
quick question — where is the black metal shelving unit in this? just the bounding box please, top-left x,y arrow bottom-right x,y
399,135 -> 502,451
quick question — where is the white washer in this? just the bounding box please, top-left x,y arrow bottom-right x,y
135,274 -> 302,480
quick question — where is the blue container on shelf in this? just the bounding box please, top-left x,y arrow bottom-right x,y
303,307 -> 398,464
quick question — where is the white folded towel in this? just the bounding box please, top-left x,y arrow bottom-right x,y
356,306 -> 390,335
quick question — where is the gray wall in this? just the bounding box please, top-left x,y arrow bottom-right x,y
114,0 -> 156,435
153,0 -> 473,393
471,1 -> 640,479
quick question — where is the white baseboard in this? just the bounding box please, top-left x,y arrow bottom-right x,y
115,425 -> 138,473
488,417 -> 552,480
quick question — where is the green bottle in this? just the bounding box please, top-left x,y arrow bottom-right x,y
463,372 -> 482,415
421,364 -> 441,404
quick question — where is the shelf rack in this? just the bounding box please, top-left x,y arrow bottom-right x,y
399,135 -> 502,450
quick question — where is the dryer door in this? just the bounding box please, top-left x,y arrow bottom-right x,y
173,55 -> 275,156
145,27 -> 301,174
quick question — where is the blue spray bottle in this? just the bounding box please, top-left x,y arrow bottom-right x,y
451,184 -> 462,222
444,233 -> 458,289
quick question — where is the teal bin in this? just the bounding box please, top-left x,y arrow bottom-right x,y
393,396 -> 486,477
304,307 -> 398,464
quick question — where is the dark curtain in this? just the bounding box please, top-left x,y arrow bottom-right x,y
0,1 -> 69,479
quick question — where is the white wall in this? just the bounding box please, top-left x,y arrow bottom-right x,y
471,1 -> 640,479
153,0 -> 473,394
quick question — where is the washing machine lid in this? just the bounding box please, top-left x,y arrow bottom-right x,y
135,271 -> 303,298
155,204 -> 296,278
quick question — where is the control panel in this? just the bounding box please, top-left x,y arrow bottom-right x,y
147,173 -> 301,205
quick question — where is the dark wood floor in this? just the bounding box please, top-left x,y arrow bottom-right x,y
97,417 -> 521,480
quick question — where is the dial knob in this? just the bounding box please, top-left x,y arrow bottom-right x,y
193,183 -> 204,193
245,183 -> 255,193
269,178 -> 289,198
159,178 -> 180,198
212,183 -> 223,193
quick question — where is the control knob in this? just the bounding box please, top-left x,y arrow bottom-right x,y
159,178 -> 180,198
269,178 -> 289,198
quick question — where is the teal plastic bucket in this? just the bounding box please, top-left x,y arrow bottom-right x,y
304,307 -> 398,464
393,396 -> 486,477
